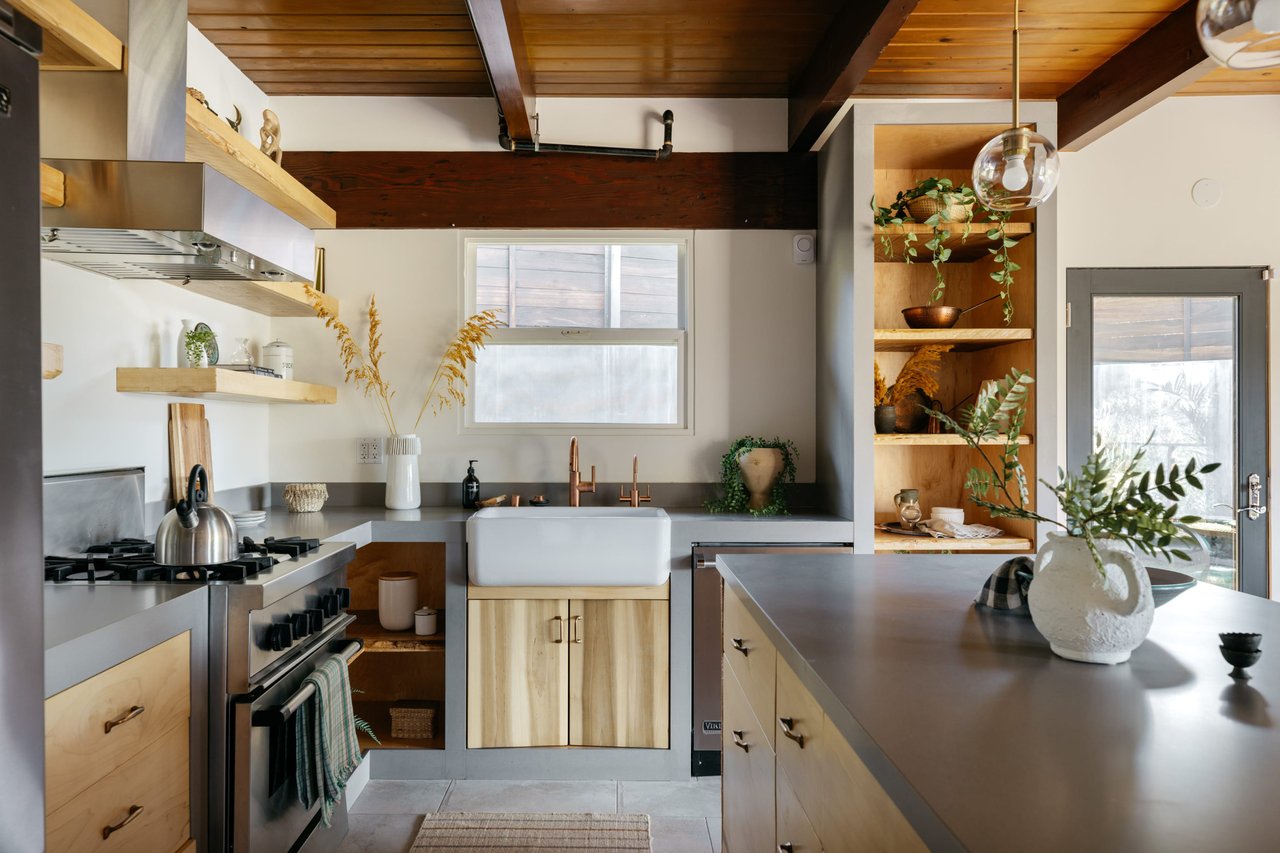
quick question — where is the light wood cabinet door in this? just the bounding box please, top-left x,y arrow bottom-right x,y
724,588 -> 777,750
819,720 -> 927,852
722,660 -> 774,853
777,766 -> 823,853
775,655 -> 827,818
569,599 -> 669,748
467,598 -> 570,748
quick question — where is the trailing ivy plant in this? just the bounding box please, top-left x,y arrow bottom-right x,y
925,369 -> 1219,574
705,436 -> 798,517
984,211 -> 1021,325
184,325 -> 216,366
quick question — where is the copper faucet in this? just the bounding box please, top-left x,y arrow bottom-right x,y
568,436 -> 596,507
619,455 -> 652,507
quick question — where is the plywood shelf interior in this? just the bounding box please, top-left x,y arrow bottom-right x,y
115,368 -> 337,404
12,0 -> 122,71
184,93 -> 337,230
160,278 -> 336,318
347,610 -> 444,653
874,433 -> 1032,446
874,328 -> 1032,352
42,342 -> 63,379
352,700 -> 444,751
40,163 -> 65,208
873,531 -> 1033,553
874,221 -> 1034,263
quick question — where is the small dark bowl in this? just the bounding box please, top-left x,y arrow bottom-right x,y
1221,632 -> 1263,652
1221,646 -> 1262,670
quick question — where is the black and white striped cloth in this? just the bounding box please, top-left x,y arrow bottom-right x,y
974,556 -> 1035,612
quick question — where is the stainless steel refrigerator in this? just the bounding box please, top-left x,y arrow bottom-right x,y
0,5 -> 45,852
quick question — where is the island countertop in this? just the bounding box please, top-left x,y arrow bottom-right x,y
718,553 -> 1279,853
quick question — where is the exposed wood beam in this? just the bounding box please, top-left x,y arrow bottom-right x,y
465,0 -> 536,141
788,0 -> 920,152
1057,1 -> 1214,152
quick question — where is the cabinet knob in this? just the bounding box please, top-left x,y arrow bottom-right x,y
731,730 -> 749,752
778,844 -> 795,853
778,716 -> 806,748
103,705 -> 145,734
102,804 -> 143,839
731,637 -> 749,656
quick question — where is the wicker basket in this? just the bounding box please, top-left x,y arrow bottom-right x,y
389,704 -> 436,740
283,482 -> 328,513
906,195 -> 970,224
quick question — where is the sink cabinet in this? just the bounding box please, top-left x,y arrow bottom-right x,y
467,585 -> 669,749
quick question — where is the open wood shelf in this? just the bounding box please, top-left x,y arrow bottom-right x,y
158,278 -> 336,318
184,93 -> 337,230
875,434 -> 1032,446
40,163 -> 65,208
42,343 -> 63,380
874,328 -> 1032,352
12,0 -> 122,71
874,221 -> 1034,263
116,367 -> 337,404
353,700 -> 444,752
346,610 -> 444,653
873,531 -> 1032,552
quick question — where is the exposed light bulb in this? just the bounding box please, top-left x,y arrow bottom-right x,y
1001,153 -> 1030,191
1255,0 -> 1280,33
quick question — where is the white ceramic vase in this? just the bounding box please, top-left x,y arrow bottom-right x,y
385,433 -> 422,510
1028,532 -> 1154,665
179,319 -> 196,367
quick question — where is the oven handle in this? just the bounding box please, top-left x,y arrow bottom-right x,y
251,637 -> 363,730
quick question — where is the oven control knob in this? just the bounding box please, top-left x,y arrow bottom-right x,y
306,608 -> 324,633
290,612 -> 310,639
267,623 -> 293,652
336,587 -> 351,608
321,593 -> 340,617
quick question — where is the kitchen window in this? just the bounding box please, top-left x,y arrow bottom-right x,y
463,235 -> 691,431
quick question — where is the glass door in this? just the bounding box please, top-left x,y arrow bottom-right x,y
1067,268 -> 1268,597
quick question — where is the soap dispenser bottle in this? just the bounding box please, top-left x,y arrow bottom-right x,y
463,460 -> 481,509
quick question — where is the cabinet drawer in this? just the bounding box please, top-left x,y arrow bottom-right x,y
722,660 -> 774,853
45,632 -> 190,812
46,719 -> 191,853
723,587 -> 776,750
819,722 -> 927,852
777,766 -> 823,853
775,655 -> 826,821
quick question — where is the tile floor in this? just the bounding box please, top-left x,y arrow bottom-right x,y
339,778 -> 722,853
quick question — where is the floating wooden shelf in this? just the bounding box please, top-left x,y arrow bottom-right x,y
12,0 -> 122,71
346,610 -> 444,653
40,163 -> 65,208
160,279 -> 336,318
874,434 -> 1033,446
353,700 -> 444,751
116,367 -> 337,404
873,531 -> 1033,552
184,93 -> 337,230
874,328 -> 1032,352
874,222 -> 1034,263
42,342 -> 63,379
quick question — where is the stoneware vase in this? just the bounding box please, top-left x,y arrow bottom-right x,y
738,447 -> 784,511
385,433 -> 422,510
874,405 -> 897,434
378,572 -> 418,631
1028,532 -> 1154,665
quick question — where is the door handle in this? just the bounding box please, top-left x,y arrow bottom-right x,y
104,704 -> 145,733
552,616 -> 563,644
778,845 -> 795,853
731,730 -> 749,752
1246,473 -> 1267,521
572,615 -> 583,644
102,804 -> 143,839
731,637 -> 749,656
778,716 -> 805,748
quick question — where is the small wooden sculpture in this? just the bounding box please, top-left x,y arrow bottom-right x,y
187,87 -> 216,115
259,109 -> 282,165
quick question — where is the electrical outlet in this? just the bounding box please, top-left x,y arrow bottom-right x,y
357,437 -> 383,464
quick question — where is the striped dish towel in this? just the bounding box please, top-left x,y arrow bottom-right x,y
295,654 -> 362,826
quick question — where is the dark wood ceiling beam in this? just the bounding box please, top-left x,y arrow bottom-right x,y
465,0 -> 536,141
1057,1 -> 1214,151
787,0 -> 920,152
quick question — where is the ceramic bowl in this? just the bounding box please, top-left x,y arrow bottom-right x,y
1220,632 -> 1263,652
1146,567 -> 1196,607
1220,646 -> 1262,669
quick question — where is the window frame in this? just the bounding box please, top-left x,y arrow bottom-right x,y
459,231 -> 695,435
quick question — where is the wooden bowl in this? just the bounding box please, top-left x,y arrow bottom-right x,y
902,306 -> 961,328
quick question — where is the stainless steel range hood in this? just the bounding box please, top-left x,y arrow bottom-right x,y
38,0 -> 315,283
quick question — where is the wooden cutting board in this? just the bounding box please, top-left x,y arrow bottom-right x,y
169,403 -> 214,504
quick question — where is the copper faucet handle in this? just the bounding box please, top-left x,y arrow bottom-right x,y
638,484 -> 652,504
581,464 -> 596,492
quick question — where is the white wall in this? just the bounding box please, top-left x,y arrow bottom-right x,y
186,24 -> 272,147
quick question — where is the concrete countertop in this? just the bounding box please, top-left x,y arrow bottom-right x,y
719,553 -> 1280,853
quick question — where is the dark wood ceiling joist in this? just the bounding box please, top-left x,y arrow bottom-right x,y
1056,0 -> 1213,151
787,0 -> 920,152
465,0 -> 536,141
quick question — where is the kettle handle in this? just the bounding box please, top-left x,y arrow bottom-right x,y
175,464 -> 208,530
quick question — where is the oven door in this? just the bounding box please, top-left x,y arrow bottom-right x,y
230,615 -> 359,853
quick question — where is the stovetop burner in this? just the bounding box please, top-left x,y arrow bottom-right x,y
44,535 -> 319,584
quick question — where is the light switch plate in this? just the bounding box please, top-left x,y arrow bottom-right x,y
793,233 -> 815,264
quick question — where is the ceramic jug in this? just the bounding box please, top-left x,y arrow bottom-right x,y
894,489 -> 923,526
1028,533 -> 1154,664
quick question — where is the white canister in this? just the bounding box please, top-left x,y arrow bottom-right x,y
261,339 -> 294,380
378,572 -> 418,631
415,607 -> 438,636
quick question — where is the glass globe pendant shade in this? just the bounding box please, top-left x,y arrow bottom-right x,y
972,126 -> 1060,211
1197,0 -> 1280,68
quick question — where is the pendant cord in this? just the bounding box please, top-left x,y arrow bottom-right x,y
1012,1 -> 1021,129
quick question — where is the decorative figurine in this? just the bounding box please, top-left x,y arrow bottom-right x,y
186,87 -> 217,115
259,109 -> 282,165
226,104 -> 242,133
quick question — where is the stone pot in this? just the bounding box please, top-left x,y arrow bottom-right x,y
894,388 -> 934,433
1028,533 -> 1154,665
874,404 -> 897,434
738,447 -> 784,511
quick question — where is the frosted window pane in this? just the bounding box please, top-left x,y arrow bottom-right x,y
473,344 -> 679,424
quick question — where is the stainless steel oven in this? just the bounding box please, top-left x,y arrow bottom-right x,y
691,544 -> 852,776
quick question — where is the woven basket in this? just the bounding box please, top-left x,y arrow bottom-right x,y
283,482 -> 328,513
906,195 -> 970,224
389,704 -> 436,740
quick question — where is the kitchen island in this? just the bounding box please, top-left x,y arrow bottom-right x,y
718,552 -> 1279,853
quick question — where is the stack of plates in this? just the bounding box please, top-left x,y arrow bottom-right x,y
232,510 -> 267,528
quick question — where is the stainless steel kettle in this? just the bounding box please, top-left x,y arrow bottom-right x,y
156,464 -> 238,566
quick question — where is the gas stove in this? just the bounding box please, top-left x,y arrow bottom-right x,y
44,536 -> 322,584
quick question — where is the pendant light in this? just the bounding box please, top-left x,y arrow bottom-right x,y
972,2 -> 1060,211
1197,0 -> 1280,68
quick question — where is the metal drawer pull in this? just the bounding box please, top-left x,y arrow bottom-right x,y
779,845 -> 795,853
731,637 -> 749,655
104,705 -> 145,734
572,615 -> 583,644
102,805 -> 143,839
552,615 -> 564,644
778,716 -> 805,748
731,730 -> 749,752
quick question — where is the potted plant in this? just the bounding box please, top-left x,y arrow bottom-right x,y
886,344 -> 952,433
874,362 -> 895,433
927,369 -> 1218,664
706,436 -> 798,516
183,324 -> 216,368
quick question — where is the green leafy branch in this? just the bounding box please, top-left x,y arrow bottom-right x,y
705,436 -> 798,517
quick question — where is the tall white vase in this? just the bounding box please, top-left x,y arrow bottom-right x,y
385,433 -> 422,510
